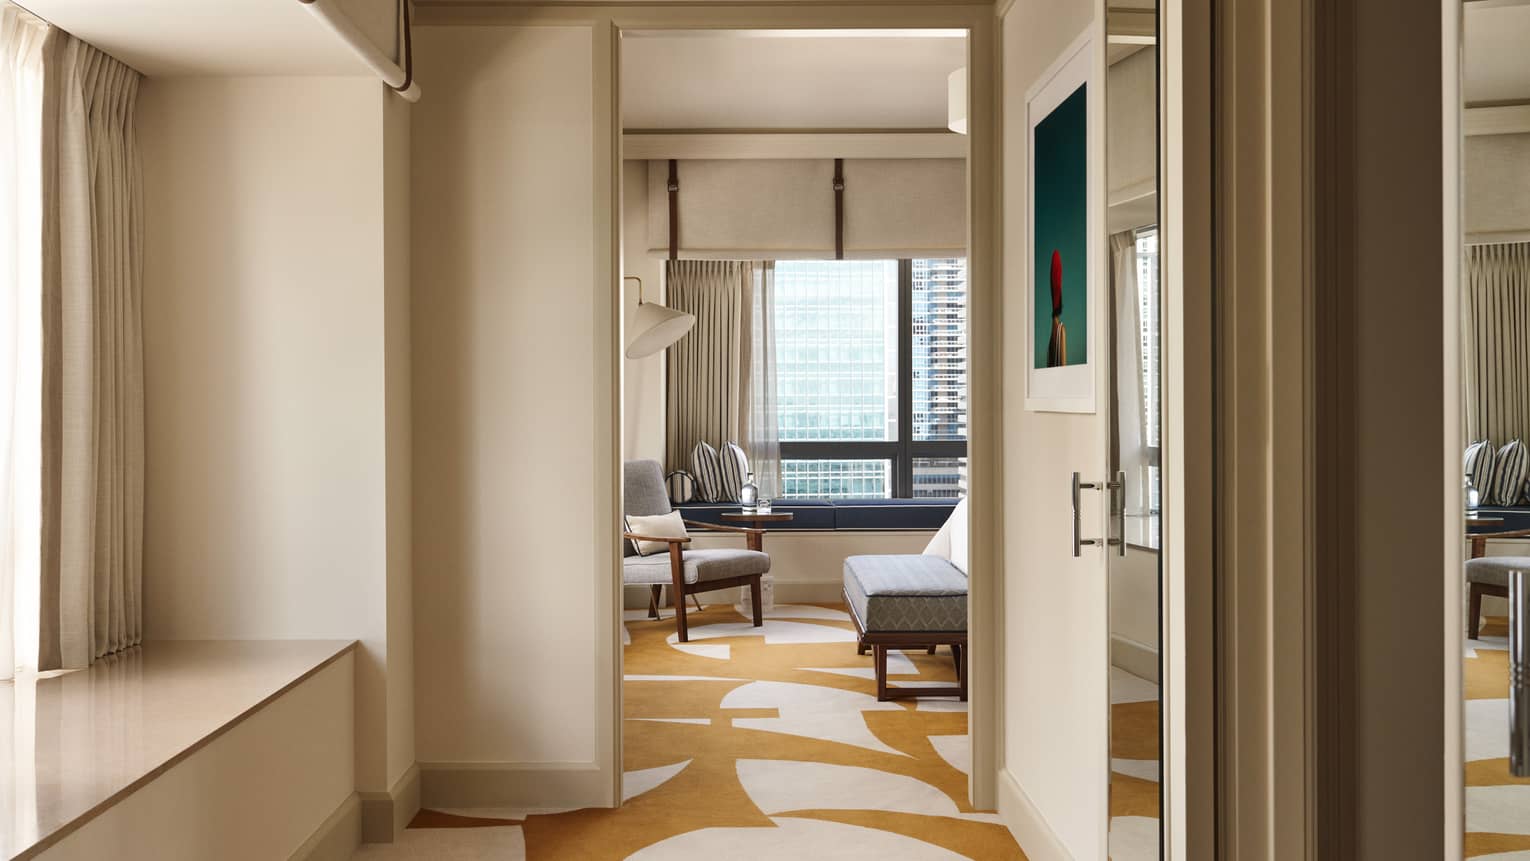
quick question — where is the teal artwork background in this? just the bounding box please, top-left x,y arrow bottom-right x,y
1032,83 -> 1089,369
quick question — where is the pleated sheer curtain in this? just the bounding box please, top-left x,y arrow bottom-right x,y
1109,231 -> 1150,515
665,260 -> 782,498
0,8 -> 143,677
37,28 -> 145,671
1465,242 -> 1530,446
0,2 -> 48,681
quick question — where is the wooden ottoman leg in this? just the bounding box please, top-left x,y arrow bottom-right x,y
874,644 -> 889,702
857,638 -> 868,656
927,645 -> 937,654
958,642 -> 969,702
1469,583 -> 1484,641
951,642 -> 962,674
649,585 -> 663,619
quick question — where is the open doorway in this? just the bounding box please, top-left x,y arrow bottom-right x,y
610,26 -> 1011,857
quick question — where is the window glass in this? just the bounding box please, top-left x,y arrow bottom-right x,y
780,459 -> 892,500
913,456 -> 967,498
912,258 -> 968,442
774,260 -> 899,442
1136,229 -> 1162,513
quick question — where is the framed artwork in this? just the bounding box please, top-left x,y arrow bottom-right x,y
1025,29 -> 1100,413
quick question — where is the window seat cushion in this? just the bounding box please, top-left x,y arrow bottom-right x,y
673,498 -> 960,532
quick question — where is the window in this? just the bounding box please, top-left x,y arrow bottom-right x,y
773,259 -> 968,499
1135,228 -> 1161,513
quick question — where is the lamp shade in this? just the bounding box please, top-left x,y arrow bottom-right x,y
625,301 -> 695,359
947,67 -> 968,135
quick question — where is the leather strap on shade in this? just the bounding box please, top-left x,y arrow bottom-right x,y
668,159 -> 680,261
833,158 -> 845,260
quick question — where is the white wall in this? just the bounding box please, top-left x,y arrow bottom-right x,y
999,1 -> 1110,858
411,23 -> 607,789
623,160 -> 666,464
138,77 -> 411,797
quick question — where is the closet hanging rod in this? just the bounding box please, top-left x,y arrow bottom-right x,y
297,0 -> 420,103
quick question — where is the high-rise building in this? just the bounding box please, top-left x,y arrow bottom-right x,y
911,258 -> 969,497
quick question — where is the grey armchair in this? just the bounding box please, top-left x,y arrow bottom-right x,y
623,459 -> 769,642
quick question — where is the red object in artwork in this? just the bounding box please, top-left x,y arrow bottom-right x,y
1050,250 -> 1064,314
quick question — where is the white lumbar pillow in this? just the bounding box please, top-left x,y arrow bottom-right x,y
625,511 -> 689,556
923,497 -> 970,574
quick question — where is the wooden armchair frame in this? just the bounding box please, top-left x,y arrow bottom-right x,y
621,520 -> 768,642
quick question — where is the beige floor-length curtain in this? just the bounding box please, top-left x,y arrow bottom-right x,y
0,3 -> 49,681
666,260 -> 757,476
1465,242 -> 1530,446
36,30 -> 143,670
749,262 -> 781,500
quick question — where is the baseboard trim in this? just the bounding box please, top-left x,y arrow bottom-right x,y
997,768 -> 1073,861
359,762 -> 421,843
289,792 -> 362,861
419,761 -> 612,810
1110,634 -> 1161,683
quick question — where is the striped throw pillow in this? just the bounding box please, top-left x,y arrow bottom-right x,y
1490,439 -> 1529,505
720,442 -> 750,502
690,442 -> 724,503
665,470 -> 697,505
1465,439 -> 1496,496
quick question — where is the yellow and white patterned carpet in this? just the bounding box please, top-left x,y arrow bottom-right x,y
356,601 -> 1161,860
1467,615 -> 1530,859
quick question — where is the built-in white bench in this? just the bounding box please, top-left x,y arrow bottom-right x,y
2,640 -> 357,861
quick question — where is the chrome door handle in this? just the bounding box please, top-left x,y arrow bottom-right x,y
1073,471 -> 1102,557
1513,570 -> 1529,776
1107,471 -> 1126,557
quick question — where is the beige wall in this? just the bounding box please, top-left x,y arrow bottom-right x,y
411,23 -> 609,791
999,0 -> 1110,857
383,88 -> 416,791
39,654 -> 357,861
138,77 -> 411,797
623,160 -> 666,464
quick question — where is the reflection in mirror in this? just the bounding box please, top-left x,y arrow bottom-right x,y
1105,3 -> 1161,860
1460,2 -> 1530,852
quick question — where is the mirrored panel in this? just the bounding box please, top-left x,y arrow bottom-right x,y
1105,2 -> 1162,858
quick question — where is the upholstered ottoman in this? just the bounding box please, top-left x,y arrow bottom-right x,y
843,554 -> 969,701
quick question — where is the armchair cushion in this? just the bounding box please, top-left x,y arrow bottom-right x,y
623,548 -> 771,586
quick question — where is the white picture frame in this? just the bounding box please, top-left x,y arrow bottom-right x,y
1024,28 -> 1102,413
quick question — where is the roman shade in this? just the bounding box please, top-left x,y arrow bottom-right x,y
648,158 -> 966,259
1467,134 -> 1530,243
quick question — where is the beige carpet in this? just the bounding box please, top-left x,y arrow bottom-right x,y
363,601 -> 1025,860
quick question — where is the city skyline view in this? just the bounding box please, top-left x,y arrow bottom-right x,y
773,258 -> 968,499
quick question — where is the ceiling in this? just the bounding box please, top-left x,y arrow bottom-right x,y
15,0 -> 387,77
1465,1 -> 1530,105
621,30 -> 967,130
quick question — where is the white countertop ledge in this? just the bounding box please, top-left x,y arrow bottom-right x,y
1,639 -> 357,860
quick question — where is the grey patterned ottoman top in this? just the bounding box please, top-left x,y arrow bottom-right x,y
843,554 -> 969,633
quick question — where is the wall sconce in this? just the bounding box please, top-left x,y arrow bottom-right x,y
624,275 -> 695,359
